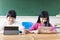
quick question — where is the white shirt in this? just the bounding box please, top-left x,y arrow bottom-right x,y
0,20 -> 25,33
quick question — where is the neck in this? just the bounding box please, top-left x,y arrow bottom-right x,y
41,22 -> 44,24
8,22 -> 14,25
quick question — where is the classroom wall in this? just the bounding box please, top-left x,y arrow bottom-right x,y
0,0 -> 60,16
0,16 -> 60,26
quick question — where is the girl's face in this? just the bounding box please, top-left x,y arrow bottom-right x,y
40,17 -> 47,23
7,16 -> 15,24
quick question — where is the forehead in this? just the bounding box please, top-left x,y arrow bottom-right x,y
7,16 -> 14,18
40,17 -> 47,19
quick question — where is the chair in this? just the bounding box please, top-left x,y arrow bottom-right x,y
22,22 -> 33,30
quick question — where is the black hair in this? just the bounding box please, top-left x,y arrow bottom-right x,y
7,10 -> 16,18
37,11 -> 51,26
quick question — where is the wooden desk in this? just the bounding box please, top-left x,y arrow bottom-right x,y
0,34 -> 60,40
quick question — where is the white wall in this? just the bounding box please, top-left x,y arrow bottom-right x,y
0,16 -> 60,26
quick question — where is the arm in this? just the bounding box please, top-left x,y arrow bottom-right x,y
29,23 -> 38,31
19,22 -> 34,34
46,25 -> 57,34
47,30 -> 57,34
49,25 -> 57,34
44,29 -> 57,34
38,27 -> 57,34
0,22 -> 5,33
29,23 -> 39,33
46,24 -> 57,34
19,25 -> 30,34
39,29 -> 57,34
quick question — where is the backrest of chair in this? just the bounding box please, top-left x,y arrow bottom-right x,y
22,22 -> 33,30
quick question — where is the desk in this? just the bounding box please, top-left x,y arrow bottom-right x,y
0,34 -> 60,40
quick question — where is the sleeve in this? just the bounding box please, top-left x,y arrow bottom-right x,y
50,24 -> 56,31
29,23 -> 38,31
0,21 -> 5,33
0,24 -> 3,31
18,23 -> 25,31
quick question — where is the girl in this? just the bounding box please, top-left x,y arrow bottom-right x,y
0,10 -> 29,34
30,11 -> 57,34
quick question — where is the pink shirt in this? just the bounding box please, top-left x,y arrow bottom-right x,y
30,23 -> 56,31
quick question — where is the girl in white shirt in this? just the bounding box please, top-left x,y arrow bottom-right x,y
0,10 -> 30,34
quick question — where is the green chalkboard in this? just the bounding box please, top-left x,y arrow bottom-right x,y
0,0 -> 59,16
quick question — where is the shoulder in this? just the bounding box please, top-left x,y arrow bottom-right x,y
32,22 -> 42,27
14,21 -> 21,26
34,22 -> 39,24
1,20 -> 7,26
14,21 -> 25,28
33,22 -> 41,25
